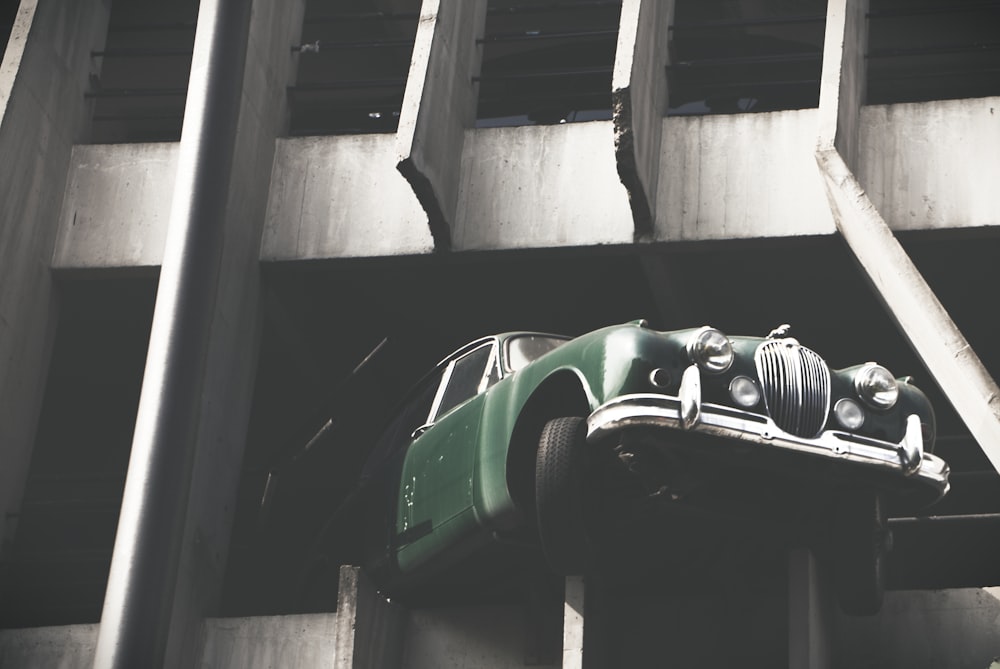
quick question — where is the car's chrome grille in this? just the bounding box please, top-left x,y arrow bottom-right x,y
754,340 -> 831,438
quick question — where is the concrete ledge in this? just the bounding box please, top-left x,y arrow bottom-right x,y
860,97 -> 1000,232
0,624 -> 98,669
455,121 -> 634,250
53,143 -> 177,270
657,110 -> 835,241
262,134 -> 432,261
200,614 -> 339,669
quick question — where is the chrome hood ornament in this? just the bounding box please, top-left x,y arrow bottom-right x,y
767,323 -> 792,339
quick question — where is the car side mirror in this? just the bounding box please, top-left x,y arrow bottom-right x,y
410,423 -> 433,439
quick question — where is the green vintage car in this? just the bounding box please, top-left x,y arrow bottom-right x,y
318,320 -> 949,615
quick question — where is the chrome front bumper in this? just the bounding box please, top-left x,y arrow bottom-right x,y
586,365 -> 950,499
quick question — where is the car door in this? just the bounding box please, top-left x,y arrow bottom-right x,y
395,340 -> 501,573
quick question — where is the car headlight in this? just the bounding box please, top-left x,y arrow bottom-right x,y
687,327 -> 734,373
854,363 -> 899,409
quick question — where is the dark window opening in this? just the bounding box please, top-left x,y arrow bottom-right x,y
289,0 -> 420,136
668,0 -> 827,116
476,1 -> 623,128
0,278 -> 155,628
88,0 -> 199,144
867,0 -> 1000,105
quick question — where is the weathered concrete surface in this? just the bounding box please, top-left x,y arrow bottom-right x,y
0,624 -> 98,669
612,0 -> 673,237
199,614 -> 338,669
53,143 -> 177,270
657,110 -> 835,241
455,121 -> 633,250
396,0 -> 487,250
834,588 -> 1000,668
0,0 -> 109,563
161,1 -> 307,666
860,97 -> 1000,232
402,606 -> 558,669
262,134 -> 433,260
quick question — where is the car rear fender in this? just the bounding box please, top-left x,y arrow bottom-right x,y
504,369 -> 593,521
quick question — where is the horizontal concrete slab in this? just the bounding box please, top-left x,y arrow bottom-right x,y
455,121 -> 634,250
200,614 -> 339,669
656,109 -> 836,241
53,143 -> 177,270
860,96 -> 1000,232
50,99 -> 999,271
262,134 -> 433,260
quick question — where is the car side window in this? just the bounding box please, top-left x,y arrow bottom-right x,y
431,343 -> 499,420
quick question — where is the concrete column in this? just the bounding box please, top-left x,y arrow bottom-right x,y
334,566 -> 405,669
788,549 -> 831,669
395,0 -> 488,251
163,1 -> 306,665
0,0 -> 110,564
612,0 -> 674,238
91,0 -> 290,664
562,575 -> 585,669
816,0 -> 1000,474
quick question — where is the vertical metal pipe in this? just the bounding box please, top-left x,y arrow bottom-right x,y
92,1 -> 251,667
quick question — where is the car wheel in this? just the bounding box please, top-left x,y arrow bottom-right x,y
832,489 -> 888,616
535,416 -> 592,575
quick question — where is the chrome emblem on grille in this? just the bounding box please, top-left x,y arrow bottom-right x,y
755,340 -> 831,438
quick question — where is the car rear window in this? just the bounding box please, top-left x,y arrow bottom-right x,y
505,335 -> 567,372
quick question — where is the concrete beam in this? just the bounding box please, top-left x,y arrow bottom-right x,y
395,0 -> 487,252
455,122 -> 633,250
261,135 -> 432,261
859,98 -> 1000,233
53,143 -> 176,271
201,614 -> 339,668
0,0 -> 109,564
816,0 -> 1000,474
612,0 -> 674,238
657,110 -> 835,241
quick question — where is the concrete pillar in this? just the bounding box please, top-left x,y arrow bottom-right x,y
395,0 -> 488,251
612,0 -> 674,238
0,0 -> 110,565
163,1 -> 306,665
334,566 -> 405,669
93,0 -> 304,665
788,549 -> 831,669
562,575 -> 585,669
816,0 -> 1000,474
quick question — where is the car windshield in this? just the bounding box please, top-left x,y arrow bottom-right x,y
504,335 -> 567,372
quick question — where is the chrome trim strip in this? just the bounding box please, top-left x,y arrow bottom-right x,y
586,392 -> 950,500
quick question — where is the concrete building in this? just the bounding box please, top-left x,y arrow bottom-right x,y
0,0 -> 998,666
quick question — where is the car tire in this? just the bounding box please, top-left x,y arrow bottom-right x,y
535,416 -> 591,575
832,489 -> 887,616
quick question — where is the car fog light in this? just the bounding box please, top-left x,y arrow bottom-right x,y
729,376 -> 760,408
687,327 -> 734,373
649,368 -> 672,389
855,363 -> 899,409
835,398 -> 865,430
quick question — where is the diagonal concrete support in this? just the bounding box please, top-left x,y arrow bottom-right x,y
817,0 -> 1000,475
